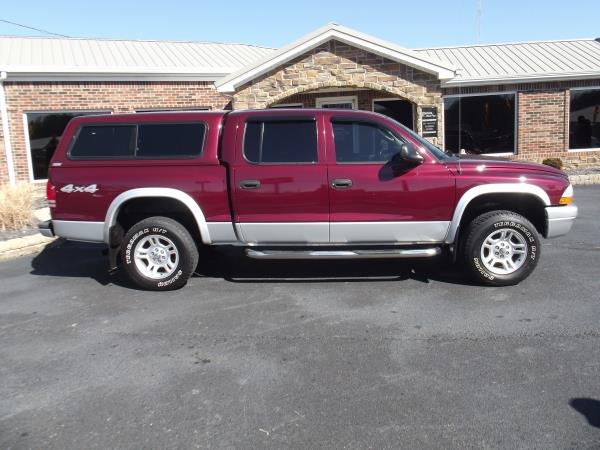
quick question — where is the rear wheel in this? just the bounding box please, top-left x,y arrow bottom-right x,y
121,216 -> 199,290
462,210 -> 541,286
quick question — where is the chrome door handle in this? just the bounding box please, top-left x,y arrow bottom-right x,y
240,179 -> 261,189
331,178 -> 353,189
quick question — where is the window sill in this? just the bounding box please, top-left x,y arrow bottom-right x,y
567,148 -> 600,153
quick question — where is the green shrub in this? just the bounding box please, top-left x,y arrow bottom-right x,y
542,158 -> 563,170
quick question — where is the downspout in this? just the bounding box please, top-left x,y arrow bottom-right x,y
0,71 -> 16,185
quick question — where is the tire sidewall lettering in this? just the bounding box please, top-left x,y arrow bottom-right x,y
125,227 -> 182,286
125,227 -> 150,265
476,219 -> 537,281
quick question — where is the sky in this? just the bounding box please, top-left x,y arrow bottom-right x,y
0,0 -> 599,49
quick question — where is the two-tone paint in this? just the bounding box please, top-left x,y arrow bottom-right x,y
44,109 -> 576,247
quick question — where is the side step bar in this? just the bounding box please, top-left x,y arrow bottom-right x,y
246,248 -> 441,260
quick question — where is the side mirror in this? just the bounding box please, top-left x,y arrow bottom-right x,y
393,144 -> 424,165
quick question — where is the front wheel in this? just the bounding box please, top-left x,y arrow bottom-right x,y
462,210 -> 541,286
121,216 -> 199,290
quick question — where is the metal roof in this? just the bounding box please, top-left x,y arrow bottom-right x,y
415,39 -> 600,86
1,30 -> 600,86
0,35 -> 274,81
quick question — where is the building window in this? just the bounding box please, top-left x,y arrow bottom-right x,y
316,96 -> 357,110
25,111 -> 109,180
569,89 -> 600,150
444,93 -> 516,155
243,119 -> 318,164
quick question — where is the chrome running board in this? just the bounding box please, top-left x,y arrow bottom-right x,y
246,248 -> 441,260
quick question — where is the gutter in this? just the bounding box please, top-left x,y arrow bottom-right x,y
441,71 -> 600,88
0,71 -> 16,186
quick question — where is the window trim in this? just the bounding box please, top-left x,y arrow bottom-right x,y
316,95 -> 358,110
442,91 -> 518,156
567,86 -> 600,152
372,97 -> 416,131
241,118 -> 319,165
331,117 -> 408,165
67,121 -> 208,161
23,109 -> 112,182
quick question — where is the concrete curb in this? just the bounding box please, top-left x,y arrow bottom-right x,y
0,207 -> 55,261
569,174 -> 600,185
0,233 -> 56,261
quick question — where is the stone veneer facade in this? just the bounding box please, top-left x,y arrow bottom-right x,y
232,40 -> 444,145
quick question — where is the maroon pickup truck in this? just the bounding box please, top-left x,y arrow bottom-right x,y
39,109 -> 577,290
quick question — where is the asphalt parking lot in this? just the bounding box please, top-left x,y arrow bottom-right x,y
1,187 -> 599,449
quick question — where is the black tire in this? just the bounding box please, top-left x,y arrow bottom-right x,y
462,210 -> 541,286
121,216 -> 199,291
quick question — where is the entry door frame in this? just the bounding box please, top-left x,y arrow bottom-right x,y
372,97 -> 416,131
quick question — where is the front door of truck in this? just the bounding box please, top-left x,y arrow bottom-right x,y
231,113 -> 329,244
324,113 -> 455,244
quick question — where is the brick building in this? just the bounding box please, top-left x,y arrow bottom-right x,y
1,23 -> 600,185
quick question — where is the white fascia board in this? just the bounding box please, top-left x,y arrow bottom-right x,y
442,71 -> 600,87
216,24 -> 456,93
5,72 -> 230,82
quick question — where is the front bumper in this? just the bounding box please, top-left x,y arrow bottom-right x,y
545,204 -> 578,238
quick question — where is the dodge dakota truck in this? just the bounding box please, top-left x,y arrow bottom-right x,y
39,109 -> 578,290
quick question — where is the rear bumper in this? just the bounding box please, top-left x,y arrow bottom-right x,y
545,204 -> 578,238
38,220 -> 55,238
38,219 -> 104,243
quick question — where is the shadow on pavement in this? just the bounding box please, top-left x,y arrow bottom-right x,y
30,240 -> 478,287
30,239 -> 112,286
570,398 -> 600,428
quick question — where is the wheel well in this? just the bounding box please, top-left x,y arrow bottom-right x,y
458,193 -> 547,239
114,197 -> 203,246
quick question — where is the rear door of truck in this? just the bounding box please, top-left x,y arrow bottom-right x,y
227,110 -> 329,244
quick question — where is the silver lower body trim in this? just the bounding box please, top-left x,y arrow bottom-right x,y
206,222 -> 238,243
330,221 -> 450,243
246,248 -> 441,260
545,204 -> 578,238
52,220 -> 105,243
238,222 -> 329,244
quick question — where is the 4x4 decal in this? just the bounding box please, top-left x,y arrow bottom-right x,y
60,184 -> 99,194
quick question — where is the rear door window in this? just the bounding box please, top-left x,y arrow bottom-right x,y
243,119 -> 318,164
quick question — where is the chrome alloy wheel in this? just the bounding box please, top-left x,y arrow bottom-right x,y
133,234 -> 179,279
480,228 -> 528,275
